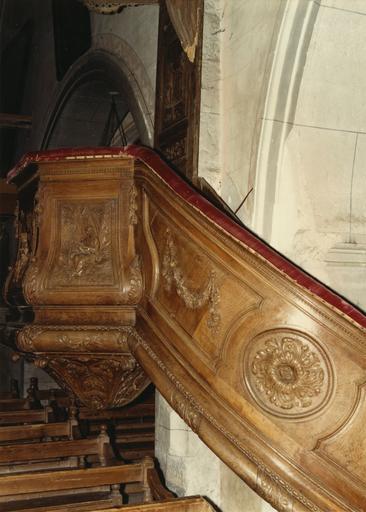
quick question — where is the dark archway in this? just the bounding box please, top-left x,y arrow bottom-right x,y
42,50 -> 152,149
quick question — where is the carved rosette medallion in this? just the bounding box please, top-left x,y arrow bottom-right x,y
244,330 -> 333,419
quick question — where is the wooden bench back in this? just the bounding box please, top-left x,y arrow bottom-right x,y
0,418 -> 77,444
0,406 -> 52,426
0,425 -> 111,467
0,458 -> 153,497
100,497 -> 213,511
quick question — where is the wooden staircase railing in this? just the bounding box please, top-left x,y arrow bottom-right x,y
5,146 -> 366,512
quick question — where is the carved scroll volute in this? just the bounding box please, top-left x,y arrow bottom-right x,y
4,187 -> 43,307
23,186 -> 44,305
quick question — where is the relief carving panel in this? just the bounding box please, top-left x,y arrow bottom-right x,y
49,200 -> 115,287
150,207 -> 262,369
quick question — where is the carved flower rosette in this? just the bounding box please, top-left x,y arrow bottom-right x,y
244,330 -> 333,419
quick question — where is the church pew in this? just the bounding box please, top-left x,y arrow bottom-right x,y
0,398 -> 31,411
147,468 -> 174,501
0,458 -> 155,509
0,425 -> 113,474
79,402 -> 154,422
0,380 -> 19,400
9,497 -> 213,512
123,464 -> 175,505
0,406 -> 53,426
102,497 -> 213,511
79,400 -> 155,462
0,396 -> 41,412
0,381 -> 41,412
0,416 -> 78,444
27,377 -> 69,404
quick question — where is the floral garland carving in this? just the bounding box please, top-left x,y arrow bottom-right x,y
22,188 -> 44,304
17,325 -> 129,352
129,184 -> 138,225
23,258 -> 41,305
13,232 -> 30,282
127,255 -> 143,303
162,228 -> 220,333
31,187 -> 43,255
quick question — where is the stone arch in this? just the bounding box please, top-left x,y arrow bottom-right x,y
41,33 -> 155,148
253,0 -> 322,240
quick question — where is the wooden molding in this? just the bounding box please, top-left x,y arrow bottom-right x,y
6,146 -> 366,511
81,0 -> 158,14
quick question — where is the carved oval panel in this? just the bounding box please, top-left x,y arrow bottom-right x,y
243,329 -> 334,419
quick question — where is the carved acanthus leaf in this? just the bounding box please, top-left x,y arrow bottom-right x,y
170,389 -> 201,433
17,325 -> 45,351
256,467 -> 294,512
13,232 -> 30,282
129,184 -> 138,225
23,258 -> 41,304
162,228 -> 220,333
127,255 -> 143,303
39,354 -> 150,410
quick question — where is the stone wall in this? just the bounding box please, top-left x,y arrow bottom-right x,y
198,0 -> 366,309
254,0 -> 366,309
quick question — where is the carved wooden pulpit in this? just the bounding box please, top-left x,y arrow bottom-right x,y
5,146 -> 366,512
